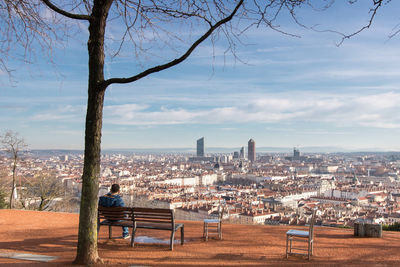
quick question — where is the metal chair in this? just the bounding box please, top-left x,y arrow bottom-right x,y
286,209 -> 316,260
203,205 -> 225,241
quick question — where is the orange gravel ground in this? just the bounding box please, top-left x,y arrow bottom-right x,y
0,209 -> 399,266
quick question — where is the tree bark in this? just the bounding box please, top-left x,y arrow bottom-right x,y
73,0 -> 112,265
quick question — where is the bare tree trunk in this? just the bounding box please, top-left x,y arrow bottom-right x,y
73,0 -> 112,265
9,156 -> 17,209
39,197 -> 45,211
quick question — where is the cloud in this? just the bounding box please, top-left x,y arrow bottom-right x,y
359,121 -> 400,129
31,105 -> 85,122
102,91 -> 400,129
51,129 -> 82,136
324,70 -> 400,79
220,127 -> 237,131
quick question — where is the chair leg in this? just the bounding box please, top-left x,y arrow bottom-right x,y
205,223 -> 209,241
286,235 -> 289,258
286,235 -> 313,260
181,226 -> 184,245
170,231 -> 175,250
311,240 -> 313,255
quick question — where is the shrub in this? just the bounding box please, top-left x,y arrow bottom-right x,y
0,189 -> 8,209
383,223 -> 400,231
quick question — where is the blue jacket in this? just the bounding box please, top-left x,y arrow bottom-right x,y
99,193 -> 125,207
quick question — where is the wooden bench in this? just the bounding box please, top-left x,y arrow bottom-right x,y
97,206 -> 184,250
97,206 -> 134,239
133,207 -> 184,250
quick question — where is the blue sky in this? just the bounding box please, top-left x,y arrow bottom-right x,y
1,1 -> 400,151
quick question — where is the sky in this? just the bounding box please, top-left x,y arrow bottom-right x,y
1,1 -> 400,151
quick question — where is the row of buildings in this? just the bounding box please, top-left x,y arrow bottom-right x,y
2,147 -> 400,228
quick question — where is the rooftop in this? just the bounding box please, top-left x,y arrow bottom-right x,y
1,209 -> 399,266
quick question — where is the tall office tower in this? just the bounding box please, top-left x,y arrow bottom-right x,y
197,137 -> 205,157
293,147 -> 300,159
240,146 -> 245,159
248,139 -> 256,162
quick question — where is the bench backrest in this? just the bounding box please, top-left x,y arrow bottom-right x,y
133,207 -> 175,228
98,206 -> 133,222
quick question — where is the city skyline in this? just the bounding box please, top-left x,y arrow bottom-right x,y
1,2 -> 400,150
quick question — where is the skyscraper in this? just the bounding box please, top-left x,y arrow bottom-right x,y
197,137 -> 204,157
293,147 -> 300,159
240,146 -> 245,159
248,139 -> 256,162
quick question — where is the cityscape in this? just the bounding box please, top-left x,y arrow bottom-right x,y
2,137 -> 400,228
2,0 -> 400,265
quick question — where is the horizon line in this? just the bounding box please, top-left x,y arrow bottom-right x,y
23,146 -> 400,154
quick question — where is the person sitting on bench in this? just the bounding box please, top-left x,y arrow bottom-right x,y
99,184 -> 130,239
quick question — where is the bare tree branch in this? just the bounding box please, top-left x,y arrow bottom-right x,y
311,0 -> 384,46
103,0 -> 244,87
41,0 -> 90,21
19,171 -> 64,211
0,0 -> 82,79
337,0 -> 383,45
1,130 -> 27,209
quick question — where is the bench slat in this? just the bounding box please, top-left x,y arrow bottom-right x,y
134,208 -> 173,213
135,218 -> 172,222
134,214 -> 172,218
